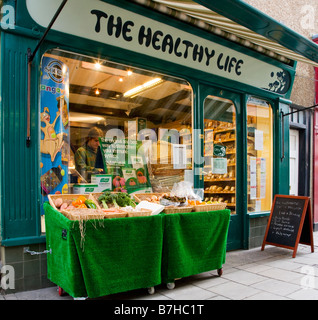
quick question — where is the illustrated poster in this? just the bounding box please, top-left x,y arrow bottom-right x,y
40,56 -> 70,214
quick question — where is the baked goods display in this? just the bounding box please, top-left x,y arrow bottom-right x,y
204,120 -> 236,213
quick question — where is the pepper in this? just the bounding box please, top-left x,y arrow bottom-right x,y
77,203 -> 87,208
85,199 -> 97,209
72,195 -> 87,207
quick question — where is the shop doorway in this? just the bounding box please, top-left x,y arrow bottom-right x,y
199,87 -> 244,250
289,129 -> 299,196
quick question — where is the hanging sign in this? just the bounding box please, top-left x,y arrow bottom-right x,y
26,0 -> 291,94
261,195 -> 314,258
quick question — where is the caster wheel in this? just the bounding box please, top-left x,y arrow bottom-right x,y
148,287 -> 155,295
217,268 -> 223,277
167,282 -> 175,290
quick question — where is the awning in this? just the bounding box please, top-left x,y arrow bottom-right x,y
131,0 -> 318,67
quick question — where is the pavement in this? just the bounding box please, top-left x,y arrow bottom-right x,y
2,232 -> 318,301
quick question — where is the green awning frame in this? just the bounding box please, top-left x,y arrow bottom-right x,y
195,0 -> 318,65
133,0 -> 318,67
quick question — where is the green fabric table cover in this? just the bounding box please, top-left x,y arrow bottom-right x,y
44,202 -> 164,298
161,209 -> 231,283
44,203 -> 230,298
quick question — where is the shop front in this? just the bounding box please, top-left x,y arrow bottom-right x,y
1,0 -> 318,292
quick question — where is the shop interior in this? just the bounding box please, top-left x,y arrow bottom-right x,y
41,50 -> 272,215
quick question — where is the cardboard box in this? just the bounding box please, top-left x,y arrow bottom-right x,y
73,184 -> 99,194
91,174 -> 112,192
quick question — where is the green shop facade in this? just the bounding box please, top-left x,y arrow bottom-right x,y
1,0 -> 318,292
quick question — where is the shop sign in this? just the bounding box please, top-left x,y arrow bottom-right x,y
26,0 -> 290,94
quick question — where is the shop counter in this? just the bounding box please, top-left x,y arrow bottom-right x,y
161,210 -> 231,284
44,203 -> 230,298
44,202 -> 164,298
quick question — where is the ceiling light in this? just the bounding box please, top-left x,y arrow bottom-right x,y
127,70 -> 133,76
123,78 -> 163,98
95,88 -> 100,95
95,62 -> 101,69
119,78 -> 123,82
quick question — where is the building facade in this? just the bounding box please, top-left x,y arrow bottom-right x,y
1,0 -> 318,292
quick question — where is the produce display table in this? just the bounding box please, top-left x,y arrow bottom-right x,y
44,202 -> 164,298
161,210 -> 231,285
44,202 -> 230,298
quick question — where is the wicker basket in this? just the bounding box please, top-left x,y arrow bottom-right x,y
89,192 -> 122,209
126,208 -> 152,217
89,192 -> 103,209
133,193 -> 165,203
48,194 -> 95,211
102,210 -> 128,219
193,202 -> 227,212
60,208 -> 105,221
163,206 -> 193,214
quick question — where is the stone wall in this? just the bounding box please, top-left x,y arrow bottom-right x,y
244,0 -> 318,106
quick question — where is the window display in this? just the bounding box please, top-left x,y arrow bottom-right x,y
40,49 -> 193,207
247,97 -> 273,213
203,96 -> 236,214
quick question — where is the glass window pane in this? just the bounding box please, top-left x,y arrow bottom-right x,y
247,97 -> 273,213
40,49 -> 193,210
204,96 -> 236,214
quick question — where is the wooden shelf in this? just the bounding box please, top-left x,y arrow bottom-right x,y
204,178 -> 236,182
204,191 -> 235,194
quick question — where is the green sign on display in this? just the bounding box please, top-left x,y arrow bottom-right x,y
213,144 -> 226,157
99,138 -> 152,194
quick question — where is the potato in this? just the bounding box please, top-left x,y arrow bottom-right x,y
54,198 -> 63,208
60,202 -> 68,210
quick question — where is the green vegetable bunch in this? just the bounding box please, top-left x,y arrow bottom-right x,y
98,191 -> 136,209
116,192 -> 136,208
98,191 -> 119,209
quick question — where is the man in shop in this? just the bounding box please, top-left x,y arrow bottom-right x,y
75,126 -> 104,182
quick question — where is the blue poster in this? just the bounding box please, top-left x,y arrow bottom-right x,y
40,57 -> 69,213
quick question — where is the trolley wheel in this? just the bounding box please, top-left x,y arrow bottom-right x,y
217,268 -> 223,277
148,287 -> 155,295
167,282 -> 175,290
58,286 -> 66,296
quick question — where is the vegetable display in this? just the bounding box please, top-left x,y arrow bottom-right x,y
53,195 -> 94,210
98,191 -> 136,209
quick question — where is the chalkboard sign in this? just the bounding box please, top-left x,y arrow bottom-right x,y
261,195 -> 314,258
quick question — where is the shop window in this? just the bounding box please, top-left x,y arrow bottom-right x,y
39,49 -> 193,215
203,96 -> 236,214
247,97 -> 273,213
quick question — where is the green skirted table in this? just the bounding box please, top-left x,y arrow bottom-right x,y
161,210 -> 231,285
44,202 -> 230,298
44,202 -> 164,298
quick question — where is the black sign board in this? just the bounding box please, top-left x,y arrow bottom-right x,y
261,195 -> 314,258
